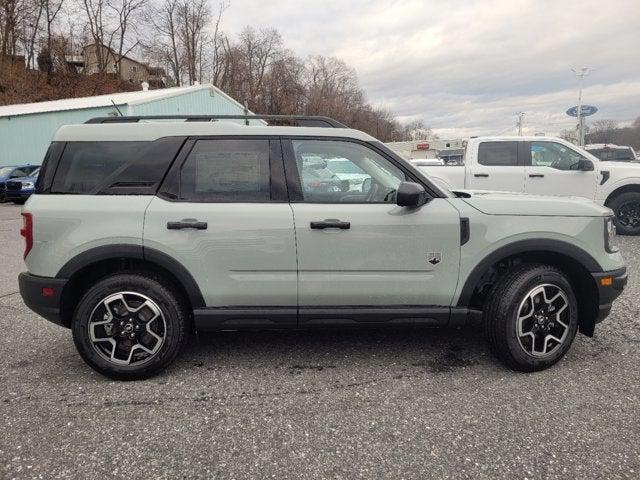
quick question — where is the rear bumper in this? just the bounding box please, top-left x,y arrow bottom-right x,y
592,267 -> 627,324
18,272 -> 68,327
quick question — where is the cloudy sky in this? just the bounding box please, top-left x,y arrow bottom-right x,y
222,0 -> 640,138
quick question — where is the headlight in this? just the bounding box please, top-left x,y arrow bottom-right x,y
21,182 -> 34,189
605,216 -> 618,253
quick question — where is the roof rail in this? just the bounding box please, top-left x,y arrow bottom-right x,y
84,115 -> 347,128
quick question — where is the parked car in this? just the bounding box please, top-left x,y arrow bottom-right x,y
417,136 -> 640,235
19,116 -> 626,379
585,144 -> 638,163
0,165 -> 39,203
326,158 -> 371,190
5,168 -> 39,204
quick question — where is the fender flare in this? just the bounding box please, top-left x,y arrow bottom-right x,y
56,244 -> 205,308
456,238 -> 602,307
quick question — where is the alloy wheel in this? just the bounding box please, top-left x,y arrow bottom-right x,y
617,201 -> 640,228
516,284 -> 570,358
88,292 -> 166,366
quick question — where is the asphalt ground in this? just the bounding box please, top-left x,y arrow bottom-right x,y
1,202 -> 639,479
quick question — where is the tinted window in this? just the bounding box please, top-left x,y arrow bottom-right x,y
51,138 -> 183,194
292,140 -> 407,203
179,139 -> 271,202
478,142 -> 518,166
531,142 -> 588,170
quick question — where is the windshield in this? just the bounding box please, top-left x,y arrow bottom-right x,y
0,167 -> 14,177
588,147 -> 635,162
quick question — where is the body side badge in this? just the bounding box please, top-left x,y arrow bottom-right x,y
428,252 -> 442,265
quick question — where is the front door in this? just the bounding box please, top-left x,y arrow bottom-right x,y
466,140 -> 526,192
283,138 -> 461,324
524,140 -> 598,200
144,137 -> 297,326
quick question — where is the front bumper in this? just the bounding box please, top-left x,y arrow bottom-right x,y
592,267 -> 627,324
18,272 -> 69,327
6,191 -> 32,201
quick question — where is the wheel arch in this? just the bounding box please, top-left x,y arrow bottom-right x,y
457,239 -> 601,336
603,182 -> 640,207
57,245 -> 205,327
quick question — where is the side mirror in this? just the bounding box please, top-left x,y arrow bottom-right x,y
396,181 -> 427,207
578,159 -> 594,171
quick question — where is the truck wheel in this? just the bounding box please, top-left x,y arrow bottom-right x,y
609,192 -> 640,235
72,273 -> 190,380
484,264 -> 578,372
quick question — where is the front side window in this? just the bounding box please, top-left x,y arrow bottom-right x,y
478,142 -> 519,166
291,140 -> 407,203
531,142 -> 588,170
180,139 -> 271,202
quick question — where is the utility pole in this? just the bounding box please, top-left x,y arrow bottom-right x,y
516,112 -> 525,136
571,67 -> 591,146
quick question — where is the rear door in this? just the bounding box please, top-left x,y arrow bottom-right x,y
524,140 -> 597,199
144,137 -> 297,325
283,137 -> 461,323
466,141 -> 526,192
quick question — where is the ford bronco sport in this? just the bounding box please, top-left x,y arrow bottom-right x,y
19,115 -> 627,379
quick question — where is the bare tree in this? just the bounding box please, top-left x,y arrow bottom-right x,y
176,0 -> 209,85
108,0 -> 147,75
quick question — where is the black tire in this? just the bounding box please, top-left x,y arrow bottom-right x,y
483,264 -> 579,372
12,199 -> 26,205
0,193 -> 6,203
608,192 -> 640,235
72,272 -> 190,380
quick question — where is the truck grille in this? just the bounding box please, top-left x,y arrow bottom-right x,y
6,181 -> 22,191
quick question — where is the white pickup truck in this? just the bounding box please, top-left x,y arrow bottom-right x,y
411,136 -> 640,235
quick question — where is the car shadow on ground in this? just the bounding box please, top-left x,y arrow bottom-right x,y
176,324 -> 494,375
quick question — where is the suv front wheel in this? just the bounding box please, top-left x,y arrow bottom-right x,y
484,264 -> 579,372
72,273 -> 189,380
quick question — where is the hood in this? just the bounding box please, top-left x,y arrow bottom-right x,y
455,190 -> 611,217
598,160 -> 640,170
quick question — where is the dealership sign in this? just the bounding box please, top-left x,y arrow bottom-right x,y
566,105 -> 598,117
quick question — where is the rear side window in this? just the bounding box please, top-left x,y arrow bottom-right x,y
51,138 -> 184,194
179,139 -> 271,202
478,142 -> 519,166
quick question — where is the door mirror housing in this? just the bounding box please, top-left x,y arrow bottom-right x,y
396,181 -> 428,207
577,159 -> 594,171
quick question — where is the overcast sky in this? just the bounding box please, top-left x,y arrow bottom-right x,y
222,0 -> 640,138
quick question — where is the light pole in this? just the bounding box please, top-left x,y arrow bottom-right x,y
516,112 -> 525,136
571,67 -> 591,146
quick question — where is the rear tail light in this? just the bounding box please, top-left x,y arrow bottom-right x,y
20,213 -> 33,259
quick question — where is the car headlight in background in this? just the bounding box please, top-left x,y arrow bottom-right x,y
605,216 -> 618,253
21,182 -> 34,189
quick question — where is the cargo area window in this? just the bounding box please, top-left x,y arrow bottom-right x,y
179,139 -> 271,202
478,142 -> 519,166
50,138 -> 183,195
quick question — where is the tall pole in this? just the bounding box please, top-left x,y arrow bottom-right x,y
572,67 -> 591,146
516,112 -> 525,136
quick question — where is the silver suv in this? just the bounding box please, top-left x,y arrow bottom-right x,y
18,115 -> 627,379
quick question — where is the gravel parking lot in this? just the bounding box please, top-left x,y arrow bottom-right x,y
1,202 -> 639,479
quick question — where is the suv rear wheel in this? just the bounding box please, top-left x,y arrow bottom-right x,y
72,273 -> 189,380
483,264 -> 579,372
